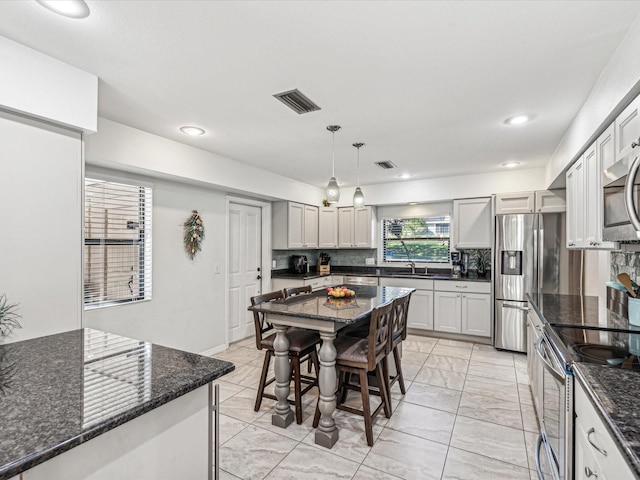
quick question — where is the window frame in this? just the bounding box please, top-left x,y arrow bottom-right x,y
381,215 -> 451,265
83,176 -> 153,309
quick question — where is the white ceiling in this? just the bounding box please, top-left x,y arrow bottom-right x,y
2,1 -> 640,190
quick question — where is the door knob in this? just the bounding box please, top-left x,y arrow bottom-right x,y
256,275 -> 262,280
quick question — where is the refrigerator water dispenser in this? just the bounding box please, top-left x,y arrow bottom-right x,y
501,250 -> 522,275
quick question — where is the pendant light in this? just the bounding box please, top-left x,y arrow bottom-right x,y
326,125 -> 341,203
353,142 -> 365,207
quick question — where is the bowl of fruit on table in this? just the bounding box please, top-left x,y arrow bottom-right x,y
326,286 -> 356,298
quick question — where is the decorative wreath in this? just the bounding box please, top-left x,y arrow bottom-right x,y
184,210 -> 205,259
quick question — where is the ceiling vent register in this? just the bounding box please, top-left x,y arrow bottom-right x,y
273,89 -> 321,114
375,161 -> 397,170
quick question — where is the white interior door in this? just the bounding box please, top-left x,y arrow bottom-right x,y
228,203 -> 262,343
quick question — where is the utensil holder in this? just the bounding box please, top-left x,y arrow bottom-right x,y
629,297 -> 640,327
607,286 -> 629,318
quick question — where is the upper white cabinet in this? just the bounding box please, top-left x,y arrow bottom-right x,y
566,156 -> 586,248
494,192 -> 535,214
338,206 -> 376,248
453,197 -> 491,249
318,207 -> 338,248
614,93 -> 640,164
534,190 -> 566,213
272,201 -> 318,249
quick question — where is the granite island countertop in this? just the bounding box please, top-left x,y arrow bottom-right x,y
0,328 -> 234,479
272,267 -> 491,283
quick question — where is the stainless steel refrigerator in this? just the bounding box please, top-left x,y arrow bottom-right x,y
494,213 -> 582,352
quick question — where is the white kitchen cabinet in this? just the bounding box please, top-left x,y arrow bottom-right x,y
599,123 -> 617,173
574,380 -> 635,480
378,277 -> 434,330
614,93 -> 640,164
271,275 -> 338,292
433,280 -> 491,336
272,201 -> 319,249
453,197 -> 491,249
318,207 -> 338,248
566,156 -> 586,248
494,192 -> 535,214
461,293 -> 491,337
434,291 -> 461,333
534,190 -> 566,213
338,206 -> 376,248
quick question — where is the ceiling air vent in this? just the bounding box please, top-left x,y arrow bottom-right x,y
273,89 -> 321,114
375,161 -> 397,169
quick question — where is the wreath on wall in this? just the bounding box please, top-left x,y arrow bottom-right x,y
184,210 -> 205,260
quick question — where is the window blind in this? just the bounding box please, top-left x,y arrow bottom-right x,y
382,216 -> 451,263
84,178 -> 152,307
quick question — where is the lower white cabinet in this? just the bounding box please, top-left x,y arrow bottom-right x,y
378,277 -> 434,330
434,291 -> 461,333
271,275 -> 339,292
433,281 -> 491,337
574,380 -> 635,480
461,293 -> 491,336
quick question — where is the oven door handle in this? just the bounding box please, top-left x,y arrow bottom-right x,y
535,335 -> 565,382
624,156 -> 640,234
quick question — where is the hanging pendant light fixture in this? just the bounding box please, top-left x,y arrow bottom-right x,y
326,125 -> 341,203
352,142 -> 365,207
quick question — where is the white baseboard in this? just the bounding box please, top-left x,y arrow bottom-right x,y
199,343 -> 228,357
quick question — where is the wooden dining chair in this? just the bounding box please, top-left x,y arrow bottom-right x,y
283,284 -> 315,373
250,290 -> 320,424
313,301 -> 394,446
389,292 -> 412,394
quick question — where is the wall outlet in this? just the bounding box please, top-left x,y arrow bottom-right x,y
214,263 -> 220,274
272,260 -> 277,269
365,258 -> 375,265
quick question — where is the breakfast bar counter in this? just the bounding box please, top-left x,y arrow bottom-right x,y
0,328 -> 234,480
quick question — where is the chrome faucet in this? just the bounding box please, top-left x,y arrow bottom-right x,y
406,261 -> 416,274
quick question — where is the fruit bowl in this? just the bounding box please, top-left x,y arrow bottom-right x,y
326,286 -> 356,298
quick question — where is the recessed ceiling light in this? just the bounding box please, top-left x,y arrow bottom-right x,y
504,115 -> 533,125
36,0 -> 90,18
397,174 -> 413,179
180,126 -> 206,136
502,162 -> 521,168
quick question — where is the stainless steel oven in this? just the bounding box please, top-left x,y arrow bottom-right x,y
534,326 -> 573,480
602,154 -> 640,241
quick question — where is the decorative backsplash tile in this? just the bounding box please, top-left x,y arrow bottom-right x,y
272,249 -> 377,269
610,251 -> 640,281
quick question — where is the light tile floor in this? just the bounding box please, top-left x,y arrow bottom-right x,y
213,335 -> 539,480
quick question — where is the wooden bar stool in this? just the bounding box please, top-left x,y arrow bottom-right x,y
313,301 -> 394,446
389,292 -> 412,394
250,290 -> 320,424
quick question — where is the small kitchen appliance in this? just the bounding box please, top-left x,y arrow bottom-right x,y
289,255 -> 309,274
450,251 -> 462,278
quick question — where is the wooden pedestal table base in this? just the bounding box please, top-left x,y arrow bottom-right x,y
271,324 -> 294,428
315,332 -> 339,448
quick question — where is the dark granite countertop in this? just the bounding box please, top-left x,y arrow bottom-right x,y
248,285 -> 415,324
0,328 -> 234,479
573,364 -> 640,478
528,293 -> 630,330
272,267 -> 491,283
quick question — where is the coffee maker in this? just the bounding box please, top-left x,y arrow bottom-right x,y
451,251 -> 462,278
289,255 -> 309,274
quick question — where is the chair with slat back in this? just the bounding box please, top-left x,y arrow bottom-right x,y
250,290 -> 320,424
314,300 -> 394,446
283,285 -> 312,298
389,292 -> 412,394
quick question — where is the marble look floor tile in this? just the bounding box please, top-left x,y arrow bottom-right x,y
232,336 -> 256,348
524,430 -> 550,474
215,380 -> 247,402
467,361 -> 517,382
219,425 -> 297,480
437,338 -> 474,350
431,345 -> 472,360
463,374 -> 519,402
518,382 -> 534,406
413,366 -> 466,391
265,443 -> 359,480
424,354 -> 469,374
352,465 -> 404,480
221,363 -> 263,388
363,428 -> 448,480
219,414 -> 250,445
520,403 -> 539,433
252,402 -> 316,441
402,338 -> 436,354
403,382 -> 461,414
301,409 -> 385,463
470,350 -> 515,367
516,369 -> 530,385
220,469 -> 243,480
215,346 -> 264,365
400,362 -> 421,382
400,350 -> 429,366
450,416 -> 529,468
457,391 -> 523,429
442,447 -> 530,480
385,401 -> 456,445
220,387 -> 275,423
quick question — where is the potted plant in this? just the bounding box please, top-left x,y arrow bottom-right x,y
473,249 -> 491,277
0,294 -> 21,338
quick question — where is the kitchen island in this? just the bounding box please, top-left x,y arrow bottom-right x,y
0,328 -> 234,480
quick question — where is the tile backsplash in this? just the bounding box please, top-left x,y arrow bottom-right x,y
272,249 -> 377,269
610,251 -> 640,280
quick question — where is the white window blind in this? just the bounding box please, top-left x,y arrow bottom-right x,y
84,178 -> 152,308
382,216 -> 450,263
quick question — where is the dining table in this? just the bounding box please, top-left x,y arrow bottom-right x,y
247,284 -> 415,448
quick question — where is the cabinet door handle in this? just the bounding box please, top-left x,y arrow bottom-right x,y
584,466 -> 599,478
587,428 -> 608,456
455,285 -> 468,289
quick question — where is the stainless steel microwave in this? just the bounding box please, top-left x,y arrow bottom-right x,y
602,155 -> 640,241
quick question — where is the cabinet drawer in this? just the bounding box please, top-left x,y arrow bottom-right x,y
575,380 -> 635,480
434,280 -> 490,294
304,277 -> 328,290
378,277 -> 433,290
